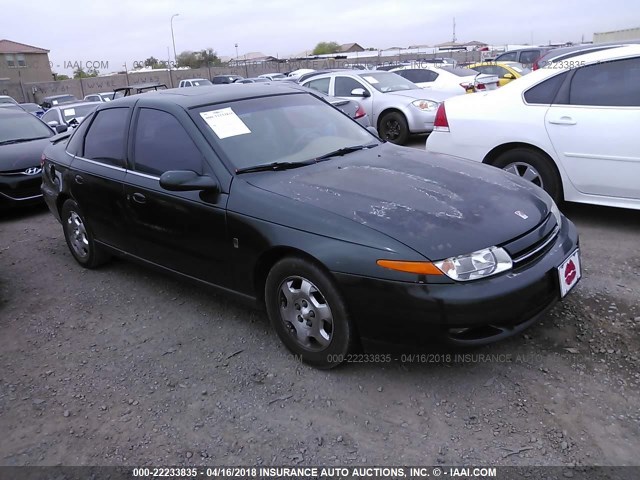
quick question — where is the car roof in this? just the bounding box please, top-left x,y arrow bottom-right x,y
0,106 -> 33,117
555,44 -> 640,64
186,78 -> 210,81
43,94 -> 77,100
101,84 -> 315,109
48,101 -> 102,110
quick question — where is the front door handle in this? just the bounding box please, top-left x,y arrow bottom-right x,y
74,175 -> 84,184
548,116 -> 576,125
131,192 -> 146,204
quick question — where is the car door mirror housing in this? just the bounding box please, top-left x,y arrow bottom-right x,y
160,170 -> 220,192
54,124 -> 68,134
47,120 -> 59,127
351,88 -> 370,98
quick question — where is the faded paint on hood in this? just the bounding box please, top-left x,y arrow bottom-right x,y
246,144 -> 551,260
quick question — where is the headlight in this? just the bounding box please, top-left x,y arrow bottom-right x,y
550,201 -> 562,227
434,246 -> 512,281
411,100 -> 438,111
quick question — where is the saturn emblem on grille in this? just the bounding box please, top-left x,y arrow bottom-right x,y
514,210 -> 528,219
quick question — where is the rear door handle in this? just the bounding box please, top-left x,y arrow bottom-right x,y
548,116 -> 576,125
74,175 -> 84,184
131,192 -> 146,204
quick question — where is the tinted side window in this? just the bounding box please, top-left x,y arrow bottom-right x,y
83,108 -> 129,167
133,108 -> 204,176
334,76 -> 366,96
66,112 -> 95,156
519,50 -> 541,64
523,72 -> 568,104
398,69 -> 438,83
568,58 -> 640,107
496,51 -> 518,62
305,77 -> 330,94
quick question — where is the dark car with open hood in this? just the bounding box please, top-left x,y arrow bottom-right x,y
0,108 -> 56,210
41,84 -> 581,368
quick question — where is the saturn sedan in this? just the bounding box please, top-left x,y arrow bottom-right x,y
41,84 -> 580,368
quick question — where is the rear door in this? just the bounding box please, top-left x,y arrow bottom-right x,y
545,57 -> 640,199
122,106 -> 232,287
67,107 -> 133,251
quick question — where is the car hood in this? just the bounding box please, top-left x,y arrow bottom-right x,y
386,88 -> 450,103
0,137 -> 50,171
245,144 -> 551,260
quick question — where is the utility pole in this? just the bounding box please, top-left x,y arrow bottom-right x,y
452,17 -> 457,43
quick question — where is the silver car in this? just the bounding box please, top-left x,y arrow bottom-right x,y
301,70 -> 447,144
40,102 -> 101,129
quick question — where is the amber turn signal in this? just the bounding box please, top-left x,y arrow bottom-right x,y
376,260 -> 443,275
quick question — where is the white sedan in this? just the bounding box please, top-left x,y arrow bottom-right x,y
391,65 -> 498,97
426,45 -> 640,210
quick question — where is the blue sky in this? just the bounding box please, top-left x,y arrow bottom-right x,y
3,0 -> 637,73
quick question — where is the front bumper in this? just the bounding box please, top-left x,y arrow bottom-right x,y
0,171 -> 44,210
333,217 -> 580,347
405,108 -> 437,134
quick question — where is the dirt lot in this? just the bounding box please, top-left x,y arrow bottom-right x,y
1,193 -> 639,467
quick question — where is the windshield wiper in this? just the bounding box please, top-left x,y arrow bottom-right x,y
236,160 -> 315,174
314,143 -> 378,161
0,137 -> 49,145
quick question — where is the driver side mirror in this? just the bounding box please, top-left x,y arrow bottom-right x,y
503,73 -> 514,79
54,124 -> 68,133
350,88 -> 370,98
47,120 -> 59,127
160,170 -> 220,192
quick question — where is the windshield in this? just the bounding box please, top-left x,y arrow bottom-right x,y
50,95 -> 77,105
357,72 -> 418,92
0,111 -> 53,143
193,93 -> 377,171
61,104 -> 98,122
441,67 -> 479,77
21,103 -> 41,112
192,79 -> 213,86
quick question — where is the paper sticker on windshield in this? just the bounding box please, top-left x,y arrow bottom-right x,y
63,108 -> 76,116
362,76 -> 379,84
200,108 -> 251,139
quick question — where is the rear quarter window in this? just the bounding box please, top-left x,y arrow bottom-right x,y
523,71 -> 568,104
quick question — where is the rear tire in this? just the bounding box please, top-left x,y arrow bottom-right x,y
491,148 -> 562,203
378,111 -> 410,145
61,199 -> 110,268
265,256 -> 355,369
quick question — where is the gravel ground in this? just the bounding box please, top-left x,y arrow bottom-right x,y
1,192 -> 639,467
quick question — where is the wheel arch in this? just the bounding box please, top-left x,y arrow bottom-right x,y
482,142 -> 565,198
376,108 -> 406,131
253,246 -> 333,305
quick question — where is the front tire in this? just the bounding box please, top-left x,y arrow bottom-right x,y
491,148 -> 562,203
265,257 -> 355,369
61,199 -> 110,268
378,111 -> 410,145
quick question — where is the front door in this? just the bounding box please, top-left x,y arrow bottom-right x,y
122,107 -> 231,287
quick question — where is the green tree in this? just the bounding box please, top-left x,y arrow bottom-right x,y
53,73 -> 70,81
144,56 -> 162,68
73,67 -> 99,79
176,48 -> 222,68
312,41 -> 341,55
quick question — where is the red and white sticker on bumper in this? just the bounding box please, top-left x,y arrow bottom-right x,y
558,249 -> 581,298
